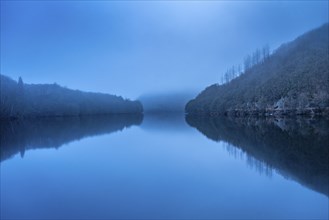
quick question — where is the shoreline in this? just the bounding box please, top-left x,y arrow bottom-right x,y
186,107 -> 329,118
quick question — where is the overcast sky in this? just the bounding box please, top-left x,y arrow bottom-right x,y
1,1 -> 328,99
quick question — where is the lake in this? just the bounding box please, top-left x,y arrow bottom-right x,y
1,114 -> 328,219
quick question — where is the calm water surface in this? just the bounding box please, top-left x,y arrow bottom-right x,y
1,114 -> 328,219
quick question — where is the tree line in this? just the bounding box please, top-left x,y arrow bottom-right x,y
186,23 -> 329,115
220,44 -> 271,84
0,74 -> 143,119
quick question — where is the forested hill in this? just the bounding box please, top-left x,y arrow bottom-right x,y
0,75 -> 143,118
186,23 -> 329,116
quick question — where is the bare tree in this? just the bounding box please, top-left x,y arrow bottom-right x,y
262,44 -> 270,61
244,55 -> 252,71
237,64 -> 242,76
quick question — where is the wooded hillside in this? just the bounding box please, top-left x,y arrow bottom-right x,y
186,23 -> 329,116
0,75 -> 143,118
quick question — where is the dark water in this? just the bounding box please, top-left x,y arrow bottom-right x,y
1,114 -> 328,219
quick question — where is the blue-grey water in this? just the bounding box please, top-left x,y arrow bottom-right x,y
1,114 -> 328,219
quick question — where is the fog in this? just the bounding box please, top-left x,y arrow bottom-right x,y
1,1 -> 328,99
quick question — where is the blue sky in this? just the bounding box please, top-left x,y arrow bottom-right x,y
1,1 -> 328,99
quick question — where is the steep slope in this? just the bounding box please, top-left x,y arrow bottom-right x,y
186,23 -> 329,116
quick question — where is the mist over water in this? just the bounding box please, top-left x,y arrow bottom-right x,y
1,1 -> 328,219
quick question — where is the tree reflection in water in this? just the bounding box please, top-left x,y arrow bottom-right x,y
0,114 -> 143,162
186,115 -> 329,197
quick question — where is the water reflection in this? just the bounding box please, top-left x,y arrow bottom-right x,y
186,115 -> 329,197
141,113 -> 190,132
0,114 -> 143,162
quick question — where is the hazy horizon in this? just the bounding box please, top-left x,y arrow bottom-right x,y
1,2 -> 329,219
1,1 -> 328,99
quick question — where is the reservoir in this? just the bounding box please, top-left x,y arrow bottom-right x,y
1,114 -> 328,219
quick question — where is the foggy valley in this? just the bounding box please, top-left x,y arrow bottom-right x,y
1,1 -> 328,220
